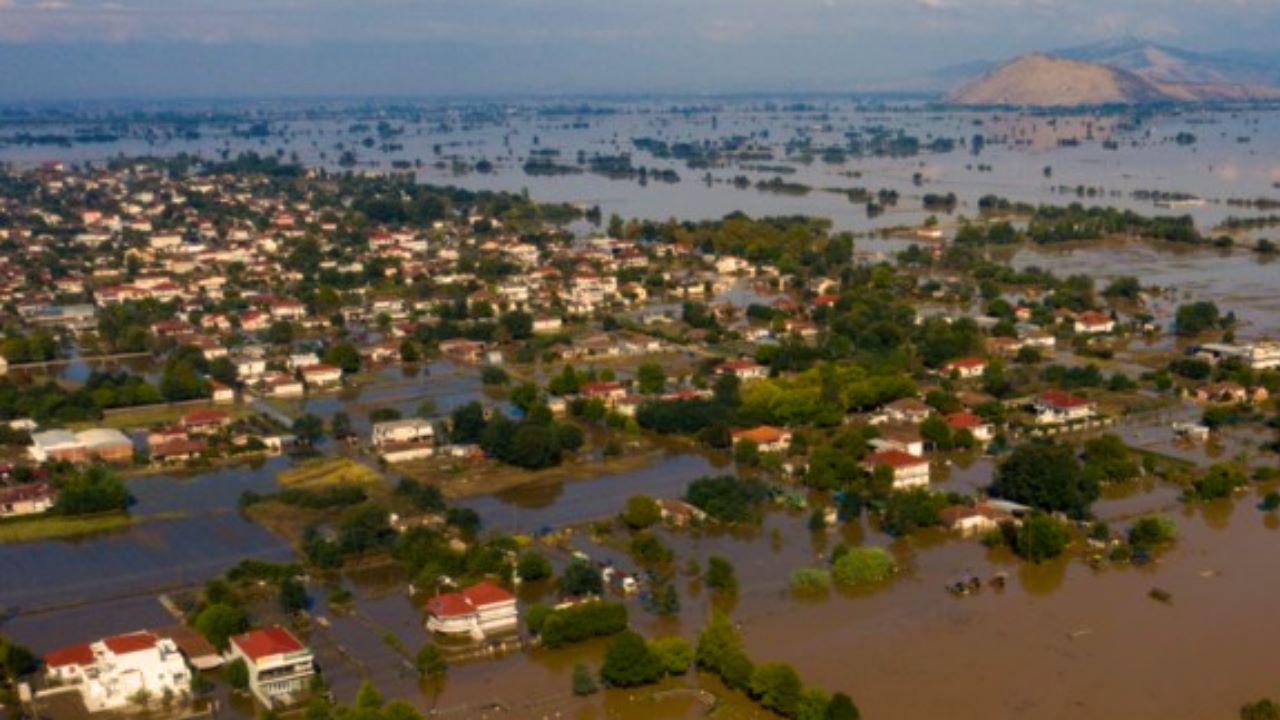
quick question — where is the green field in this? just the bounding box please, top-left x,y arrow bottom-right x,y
0,511 -> 137,543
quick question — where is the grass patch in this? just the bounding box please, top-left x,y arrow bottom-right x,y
277,457 -> 382,488
0,511 -> 136,543
68,403 -> 250,432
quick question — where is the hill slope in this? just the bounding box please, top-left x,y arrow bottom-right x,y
948,54 -> 1170,106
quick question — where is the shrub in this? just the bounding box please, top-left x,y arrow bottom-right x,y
537,601 -> 628,649
706,555 -> 738,595
649,636 -> 694,675
832,547 -> 896,587
1014,514 -> 1069,562
516,551 -> 553,582
1127,516 -> 1176,550
600,631 -> 665,688
622,494 -> 661,529
790,567 -> 833,592
571,663 -> 598,696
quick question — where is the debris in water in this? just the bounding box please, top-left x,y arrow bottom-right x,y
1149,587 -> 1173,604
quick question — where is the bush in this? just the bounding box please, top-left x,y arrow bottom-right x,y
650,637 -> 693,675
517,551 -> 553,582
415,644 -> 447,677
1127,516 -> 1176,550
685,475 -> 771,523
559,558 -> 603,597
706,555 -> 738,595
1014,514 -> 1069,562
622,494 -> 661,529
1190,464 -> 1247,500
832,547 -> 897,587
600,630 -> 665,688
192,603 -> 247,651
750,662 -> 804,718
537,601 -> 628,649
1242,699 -> 1280,720
630,533 -> 674,566
790,567 -> 833,592
225,658 -> 249,691
571,663 -> 598,696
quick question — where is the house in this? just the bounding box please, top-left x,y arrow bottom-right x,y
878,398 -> 933,425
945,411 -> 995,442
1073,311 -> 1115,335
210,380 -> 236,403
425,581 -> 518,639
371,418 -> 435,447
439,339 -> 485,364
229,627 -> 316,709
941,356 -> 987,379
263,373 -> 304,398
714,359 -> 768,381
657,498 -> 708,527
181,408 -> 232,435
532,315 -> 563,334
151,437 -> 207,463
29,429 -> 86,463
940,501 -> 1013,536
579,381 -> 627,407
0,482 -> 56,518
1194,381 -> 1267,404
301,363 -> 343,388
77,428 -> 134,464
44,631 -> 191,713
730,425 -> 793,453
871,424 -> 925,456
861,450 -> 930,490
1033,390 -> 1096,426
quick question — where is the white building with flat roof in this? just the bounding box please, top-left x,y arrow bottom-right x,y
44,631 -> 191,713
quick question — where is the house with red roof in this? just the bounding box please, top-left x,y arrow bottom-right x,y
425,580 -> 518,639
940,356 -> 988,379
0,481 -> 56,518
229,626 -> 315,709
44,631 -> 191,712
1073,311 -> 1116,335
180,408 -> 232,435
714,358 -> 768,381
730,425 -> 793,453
861,449 -> 931,490
945,411 -> 995,442
1033,390 -> 1096,426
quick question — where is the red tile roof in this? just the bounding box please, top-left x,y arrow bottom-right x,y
863,449 -> 928,469
462,581 -> 515,607
45,643 -> 94,668
426,581 -> 515,618
102,632 -> 158,656
945,412 -> 986,430
1037,390 -> 1090,409
231,626 -> 305,662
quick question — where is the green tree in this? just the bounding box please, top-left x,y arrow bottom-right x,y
278,577 -> 308,614
600,630 -> 665,688
516,551 -> 553,582
292,413 -> 325,446
560,558 -> 603,597
415,644 -> 447,678
193,603 -> 248,651
1014,513 -> 1069,562
990,443 -> 1097,518
323,341 -> 362,374
750,662 -> 803,718
225,657 -> 249,691
571,663 -> 598,696
622,494 -> 661,529
832,547 -> 897,586
825,693 -> 861,720
706,555 -> 738,596
637,362 -> 667,394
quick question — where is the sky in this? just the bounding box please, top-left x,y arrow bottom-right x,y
0,0 -> 1278,100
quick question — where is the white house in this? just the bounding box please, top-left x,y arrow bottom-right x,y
228,627 -> 315,709
44,632 -> 191,713
0,482 -> 56,518
730,425 -> 793,453
301,364 -> 343,388
861,450 -> 931,490
714,359 -> 768,381
425,581 -> 518,639
371,418 -> 435,447
1033,390 -> 1096,425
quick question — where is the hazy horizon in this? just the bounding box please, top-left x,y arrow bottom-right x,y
1,0 -> 1279,101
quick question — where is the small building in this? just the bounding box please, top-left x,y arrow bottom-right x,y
209,380 -> 237,404
940,356 -> 987,379
1073,311 -> 1115,335
228,627 -> 315,710
44,631 -> 191,713
425,581 -> 518,639
861,450 -> 930,490
180,408 -> 232,435
0,482 -> 56,518
878,398 -> 933,425
579,381 -> 628,407
872,424 -> 925,456
29,429 -> 86,464
76,428 -> 134,464
714,359 -> 768,381
301,364 -> 343,388
1033,390 -> 1096,426
940,501 -> 1013,536
945,411 -> 995,442
730,425 -> 792,453
371,418 -> 435,447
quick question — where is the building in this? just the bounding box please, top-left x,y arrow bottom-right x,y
940,501 -> 1013,536
877,398 -> 933,425
1033,390 -> 1096,425
29,429 -> 86,463
945,411 -> 995,442
1073,311 -> 1116,334
180,408 -> 233,435
371,418 -> 435,447
861,450 -> 930,490
714,359 -> 768,381
301,364 -> 343,388
44,631 -> 191,713
425,581 -> 518,639
730,425 -> 793,453
228,627 -> 316,709
78,428 -> 134,463
940,356 -> 987,379
871,424 -> 925,456
0,482 -> 56,518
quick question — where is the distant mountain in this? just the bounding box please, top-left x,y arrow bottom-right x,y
946,41 -> 1280,106
948,54 -> 1169,106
